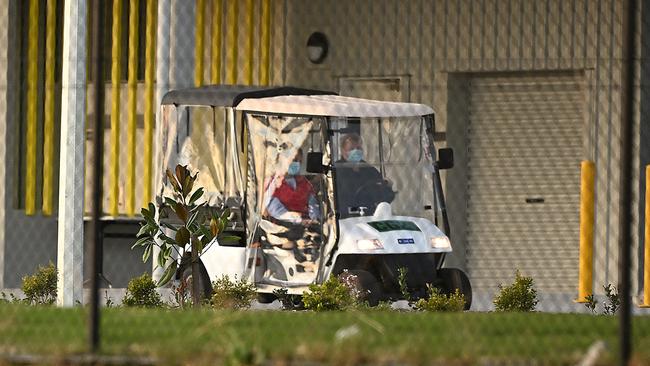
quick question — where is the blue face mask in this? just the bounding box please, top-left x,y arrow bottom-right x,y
347,149 -> 363,162
287,161 -> 301,176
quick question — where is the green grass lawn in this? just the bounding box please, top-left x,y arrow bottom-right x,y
1,304 -> 649,365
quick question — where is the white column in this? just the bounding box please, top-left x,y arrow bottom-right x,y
57,0 -> 87,306
152,0 -> 171,282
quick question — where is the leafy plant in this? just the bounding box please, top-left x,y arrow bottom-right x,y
414,285 -> 465,312
273,287 -> 303,310
21,263 -> 57,305
210,275 -> 256,310
122,274 -> 164,308
603,284 -> 620,315
397,267 -> 411,304
493,270 -> 538,312
302,275 -> 355,311
134,164 -> 236,307
584,294 -> 598,314
170,277 -> 193,309
0,292 -> 22,305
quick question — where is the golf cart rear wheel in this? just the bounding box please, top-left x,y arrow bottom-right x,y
340,270 -> 382,306
180,263 -> 212,302
438,268 -> 472,310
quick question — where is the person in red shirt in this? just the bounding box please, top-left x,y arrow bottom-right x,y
266,148 -> 320,225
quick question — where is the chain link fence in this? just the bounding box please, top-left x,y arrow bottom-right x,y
0,0 -> 649,364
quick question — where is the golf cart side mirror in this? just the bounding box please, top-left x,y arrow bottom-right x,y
306,152 -> 328,174
437,148 -> 454,170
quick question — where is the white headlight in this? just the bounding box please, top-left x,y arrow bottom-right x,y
431,236 -> 451,249
357,238 -> 383,250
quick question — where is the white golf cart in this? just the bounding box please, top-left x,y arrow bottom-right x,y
158,85 -> 471,308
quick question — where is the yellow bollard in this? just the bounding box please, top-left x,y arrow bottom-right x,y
641,165 -> 650,307
576,160 -> 595,303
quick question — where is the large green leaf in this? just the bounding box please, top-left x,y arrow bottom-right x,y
174,202 -> 188,222
131,236 -> 150,249
188,188 -> 204,206
142,244 -> 152,263
166,169 -> 181,192
175,227 -> 191,247
157,261 -> 178,287
137,224 -> 152,238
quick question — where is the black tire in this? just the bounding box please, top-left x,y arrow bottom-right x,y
438,268 -> 472,310
257,292 -> 276,304
180,261 -> 212,302
341,270 -> 382,306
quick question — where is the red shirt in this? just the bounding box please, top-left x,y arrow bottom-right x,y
272,176 -> 315,217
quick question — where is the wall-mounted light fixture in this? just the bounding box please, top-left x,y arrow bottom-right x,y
306,32 -> 329,64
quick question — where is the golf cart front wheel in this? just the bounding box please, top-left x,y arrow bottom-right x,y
438,268 -> 472,310
340,270 -> 382,306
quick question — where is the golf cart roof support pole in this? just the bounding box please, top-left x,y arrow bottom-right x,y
210,0 -> 223,84
109,0 -> 123,217
432,164 -> 450,237
194,0 -> 205,87
42,0 -> 57,216
126,0 -> 139,217
259,0 -> 271,85
326,117 -> 342,267
24,0 -> 38,216
377,118 -> 385,178
226,0 -> 238,84
152,0 -> 171,283
57,0 -> 87,308
142,0 -> 157,208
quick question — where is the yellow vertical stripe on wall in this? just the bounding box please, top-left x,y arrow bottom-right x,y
126,0 -> 139,217
226,0 -> 238,84
25,0 -> 39,216
195,0 -> 206,87
259,0 -> 270,86
244,0 -> 254,85
210,0 -> 222,84
110,0 -> 123,216
143,0 -> 157,208
42,0 -> 57,216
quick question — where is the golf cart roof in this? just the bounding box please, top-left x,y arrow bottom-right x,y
161,85 -> 335,107
236,94 -> 435,118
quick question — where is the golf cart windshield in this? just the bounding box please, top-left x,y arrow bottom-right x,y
331,117 -> 435,219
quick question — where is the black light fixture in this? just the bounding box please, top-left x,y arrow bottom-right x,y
306,32 -> 329,64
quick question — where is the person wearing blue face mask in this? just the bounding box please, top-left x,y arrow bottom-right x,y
266,148 -> 320,226
335,133 -> 395,217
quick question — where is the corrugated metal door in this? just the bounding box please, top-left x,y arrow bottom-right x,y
465,73 -> 584,293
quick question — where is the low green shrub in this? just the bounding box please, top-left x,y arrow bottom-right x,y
273,287 -> 303,310
302,275 -> 355,311
603,284 -> 620,315
493,270 -> 538,312
123,273 -> 164,308
414,285 -> 465,312
22,262 -> 58,305
210,275 -> 256,309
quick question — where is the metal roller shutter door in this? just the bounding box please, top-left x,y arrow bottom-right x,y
465,73 -> 584,293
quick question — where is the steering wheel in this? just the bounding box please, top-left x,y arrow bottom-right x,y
352,180 -> 395,209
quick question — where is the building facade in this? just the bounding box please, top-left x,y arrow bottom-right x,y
0,0 -> 648,304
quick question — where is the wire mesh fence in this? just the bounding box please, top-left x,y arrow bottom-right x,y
0,0 -> 649,365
